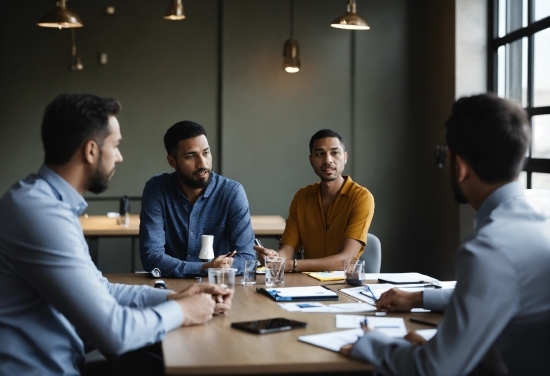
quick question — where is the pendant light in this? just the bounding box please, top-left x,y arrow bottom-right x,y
331,0 -> 370,30
37,0 -> 83,29
164,0 -> 185,20
69,29 -> 83,71
283,0 -> 300,73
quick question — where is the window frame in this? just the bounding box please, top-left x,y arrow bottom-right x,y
488,0 -> 550,188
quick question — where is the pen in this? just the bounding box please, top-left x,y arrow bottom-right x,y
254,238 -> 263,247
409,317 -> 438,327
361,285 -> 378,302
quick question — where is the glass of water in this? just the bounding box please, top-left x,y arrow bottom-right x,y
242,260 -> 257,285
265,256 -> 285,287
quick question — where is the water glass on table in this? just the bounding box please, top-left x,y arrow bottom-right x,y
265,256 -> 285,287
242,260 -> 257,285
343,259 -> 365,286
208,268 -> 236,290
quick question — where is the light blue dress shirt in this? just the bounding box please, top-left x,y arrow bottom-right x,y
0,165 -> 183,376
351,182 -> 550,375
139,172 -> 256,276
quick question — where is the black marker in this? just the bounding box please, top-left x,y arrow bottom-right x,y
409,317 -> 438,327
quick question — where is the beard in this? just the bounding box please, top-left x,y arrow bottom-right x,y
176,166 -> 212,189
88,149 -> 114,194
450,157 -> 468,204
316,164 -> 339,182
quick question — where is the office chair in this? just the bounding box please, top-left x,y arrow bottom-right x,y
360,233 -> 382,273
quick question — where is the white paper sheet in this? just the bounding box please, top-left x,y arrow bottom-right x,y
277,302 -> 376,313
335,315 -> 407,337
416,329 -> 437,340
298,329 -> 364,352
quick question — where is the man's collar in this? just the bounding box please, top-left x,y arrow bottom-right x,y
475,181 -> 523,229
37,164 -> 88,215
308,175 -> 354,196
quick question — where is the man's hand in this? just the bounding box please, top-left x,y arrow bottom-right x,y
339,321 -> 372,356
201,251 -> 236,270
376,288 -> 423,312
404,331 -> 427,346
168,283 -> 234,316
253,245 -> 278,266
175,293 -> 216,326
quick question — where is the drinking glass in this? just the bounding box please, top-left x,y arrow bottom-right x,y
265,256 -> 285,287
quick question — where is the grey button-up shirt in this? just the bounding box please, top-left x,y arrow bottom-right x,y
351,182 -> 550,375
0,165 -> 183,375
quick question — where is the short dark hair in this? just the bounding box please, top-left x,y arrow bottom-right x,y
164,121 -> 207,156
309,129 -> 345,154
445,93 -> 530,184
41,94 -> 121,165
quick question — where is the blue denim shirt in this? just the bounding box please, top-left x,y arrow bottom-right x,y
139,172 -> 256,276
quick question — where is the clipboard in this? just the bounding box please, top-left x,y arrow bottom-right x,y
256,286 -> 339,301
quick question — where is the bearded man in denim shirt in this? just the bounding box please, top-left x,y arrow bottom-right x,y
140,121 -> 256,277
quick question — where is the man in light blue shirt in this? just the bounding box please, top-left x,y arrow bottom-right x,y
0,94 -> 233,375
140,121 -> 256,277
341,94 -> 550,375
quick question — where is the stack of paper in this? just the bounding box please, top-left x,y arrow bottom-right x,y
335,315 -> 407,337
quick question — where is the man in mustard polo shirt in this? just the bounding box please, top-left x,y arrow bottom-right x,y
255,129 -> 374,272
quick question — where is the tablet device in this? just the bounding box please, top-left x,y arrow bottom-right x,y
231,318 -> 307,334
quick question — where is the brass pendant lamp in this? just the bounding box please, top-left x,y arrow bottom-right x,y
331,0 -> 370,30
37,0 -> 83,29
283,0 -> 300,73
164,0 -> 185,20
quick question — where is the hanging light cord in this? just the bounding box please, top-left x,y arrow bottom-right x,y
290,0 -> 294,38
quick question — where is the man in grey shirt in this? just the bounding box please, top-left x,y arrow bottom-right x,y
0,94 -> 233,375
341,94 -> 550,375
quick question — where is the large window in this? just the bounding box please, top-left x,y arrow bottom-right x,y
489,0 -> 550,189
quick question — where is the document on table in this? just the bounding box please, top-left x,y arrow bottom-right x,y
257,286 -> 339,301
416,329 -> 437,340
302,271 -> 345,281
298,329 -> 364,352
278,302 -> 376,313
340,282 -> 456,306
335,315 -> 407,337
373,272 -> 438,284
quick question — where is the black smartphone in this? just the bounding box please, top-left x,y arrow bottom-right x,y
231,318 -> 307,334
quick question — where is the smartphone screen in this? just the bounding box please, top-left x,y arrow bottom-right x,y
231,318 -> 307,334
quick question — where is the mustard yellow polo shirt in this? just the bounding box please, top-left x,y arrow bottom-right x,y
280,176 -> 374,259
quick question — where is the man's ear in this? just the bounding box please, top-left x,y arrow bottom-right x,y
344,151 -> 348,164
83,139 -> 99,165
454,154 -> 470,183
167,155 -> 177,169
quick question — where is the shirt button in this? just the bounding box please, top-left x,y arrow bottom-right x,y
190,232 -> 194,235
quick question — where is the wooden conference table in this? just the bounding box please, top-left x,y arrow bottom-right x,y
81,215 -> 287,270
105,273 -> 443,375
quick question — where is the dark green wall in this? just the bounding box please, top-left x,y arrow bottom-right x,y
0,0 -> 459,279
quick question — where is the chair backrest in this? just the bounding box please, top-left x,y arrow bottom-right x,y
360,233 -> 382,273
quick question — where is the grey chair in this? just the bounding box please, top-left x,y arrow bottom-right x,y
360,233 -> 382,273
